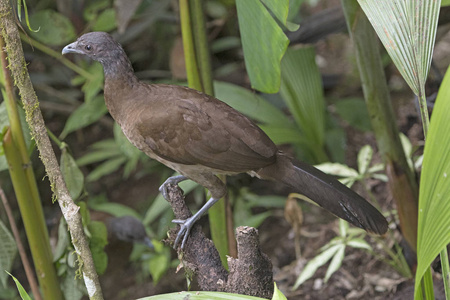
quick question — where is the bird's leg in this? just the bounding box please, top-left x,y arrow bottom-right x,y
159,175 -> 188,200
172,196 -> 220,249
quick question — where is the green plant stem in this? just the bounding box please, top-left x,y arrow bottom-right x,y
190,0 -> 213,95
440,247 -> 450,299
0,35 -> 62,299
180,0 -> 231,266
341,0 -> 419,251
179,0 -> 202,91
0,187 -> 43,300
0,2 -> 104,299
3,129 -> 62,300
19,32 -> 94,80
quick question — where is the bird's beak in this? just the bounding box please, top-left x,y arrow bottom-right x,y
62,41 -> 81,55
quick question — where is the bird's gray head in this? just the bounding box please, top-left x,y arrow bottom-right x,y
62,32 -> 124,63
62,32 -> 135,78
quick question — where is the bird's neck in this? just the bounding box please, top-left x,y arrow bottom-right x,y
102,55 -> 139,125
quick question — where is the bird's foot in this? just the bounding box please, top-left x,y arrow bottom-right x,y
172,216 -> 197,249
159,175 -> 188,200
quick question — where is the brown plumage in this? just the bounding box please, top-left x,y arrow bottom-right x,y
63,32 -> 388,249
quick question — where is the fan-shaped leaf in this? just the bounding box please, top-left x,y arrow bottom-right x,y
358,0 -> 441,96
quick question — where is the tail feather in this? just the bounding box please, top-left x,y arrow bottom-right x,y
259,155 -> 388,235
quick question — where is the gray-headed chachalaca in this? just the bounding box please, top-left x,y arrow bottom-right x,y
62,32 -> 388,249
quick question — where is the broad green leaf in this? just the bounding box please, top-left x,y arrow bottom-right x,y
358,0 -> 441,96
280,46 -> 325,159
148,241 -> 170,284
442,0 -> 450,6
139,291 -> 267,300
86,156 -> 127,182
214,81 -> 291,127
236,0 -> 289,93
415,66 -> 450,296
88,221 -> 108,275
53,218 -> 69,262
89,202 -> 142,220
259,125 -> 303,146
60,95 -> 108,139
0,221 -> 17,288
324,245 -> 345,282
292,244 -> 341,289
5,272 -> 31,300
357,145 -> 373,175
60,148 -> 84,200
334,98 -> 372,132
29,10 -> 76,46
92,8 -> 116,32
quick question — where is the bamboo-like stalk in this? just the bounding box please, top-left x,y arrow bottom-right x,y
0,34 -> 62,299
0,187 -> 42,300
341,0 -> 419,251
179,0 -> 202,91
0,2 -> 104,299
3,129 -> 61,300
180,0 -> 231,265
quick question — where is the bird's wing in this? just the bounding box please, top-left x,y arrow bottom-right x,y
135,86 -> 277,173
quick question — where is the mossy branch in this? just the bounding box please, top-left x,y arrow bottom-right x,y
0,2 -> 104,299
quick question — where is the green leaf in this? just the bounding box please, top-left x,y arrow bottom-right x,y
357,0 -> 441,96
89,202 -> 142,220
324,245 -> 345,282
29,10 -> 76,46
236,0 -> 289,93
214,81 -> 291,127
86,156 -> 127,182
82,64 -> 105,103
5,272 -> 31,300
442,0 -> 450,6
357,145 -> 373,175
88,221 -> 108,275
60,95 -> 108,139
272,282 -> 287,300
314,162 -> 359,178
53,218 -> 69,262
280,46 -> 326,160
292,245 -> 341,289
60,148 -> 84,200
92,8 -> 117,32
334,98 -> 372,132
148,241 -> 170,284
415,66 -> 450,296
0,221 -> 17,288
347,239 -> 372,251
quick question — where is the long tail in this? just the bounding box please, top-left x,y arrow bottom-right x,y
258,154 -> 388,235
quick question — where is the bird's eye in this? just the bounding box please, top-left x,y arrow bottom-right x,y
85,45 -> 92,51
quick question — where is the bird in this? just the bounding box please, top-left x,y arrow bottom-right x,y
62,32 -> 388,249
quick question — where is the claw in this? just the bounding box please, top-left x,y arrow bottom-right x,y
171,197 -> 220,250
172,217 -> 195,249
159,175 -> 188,200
